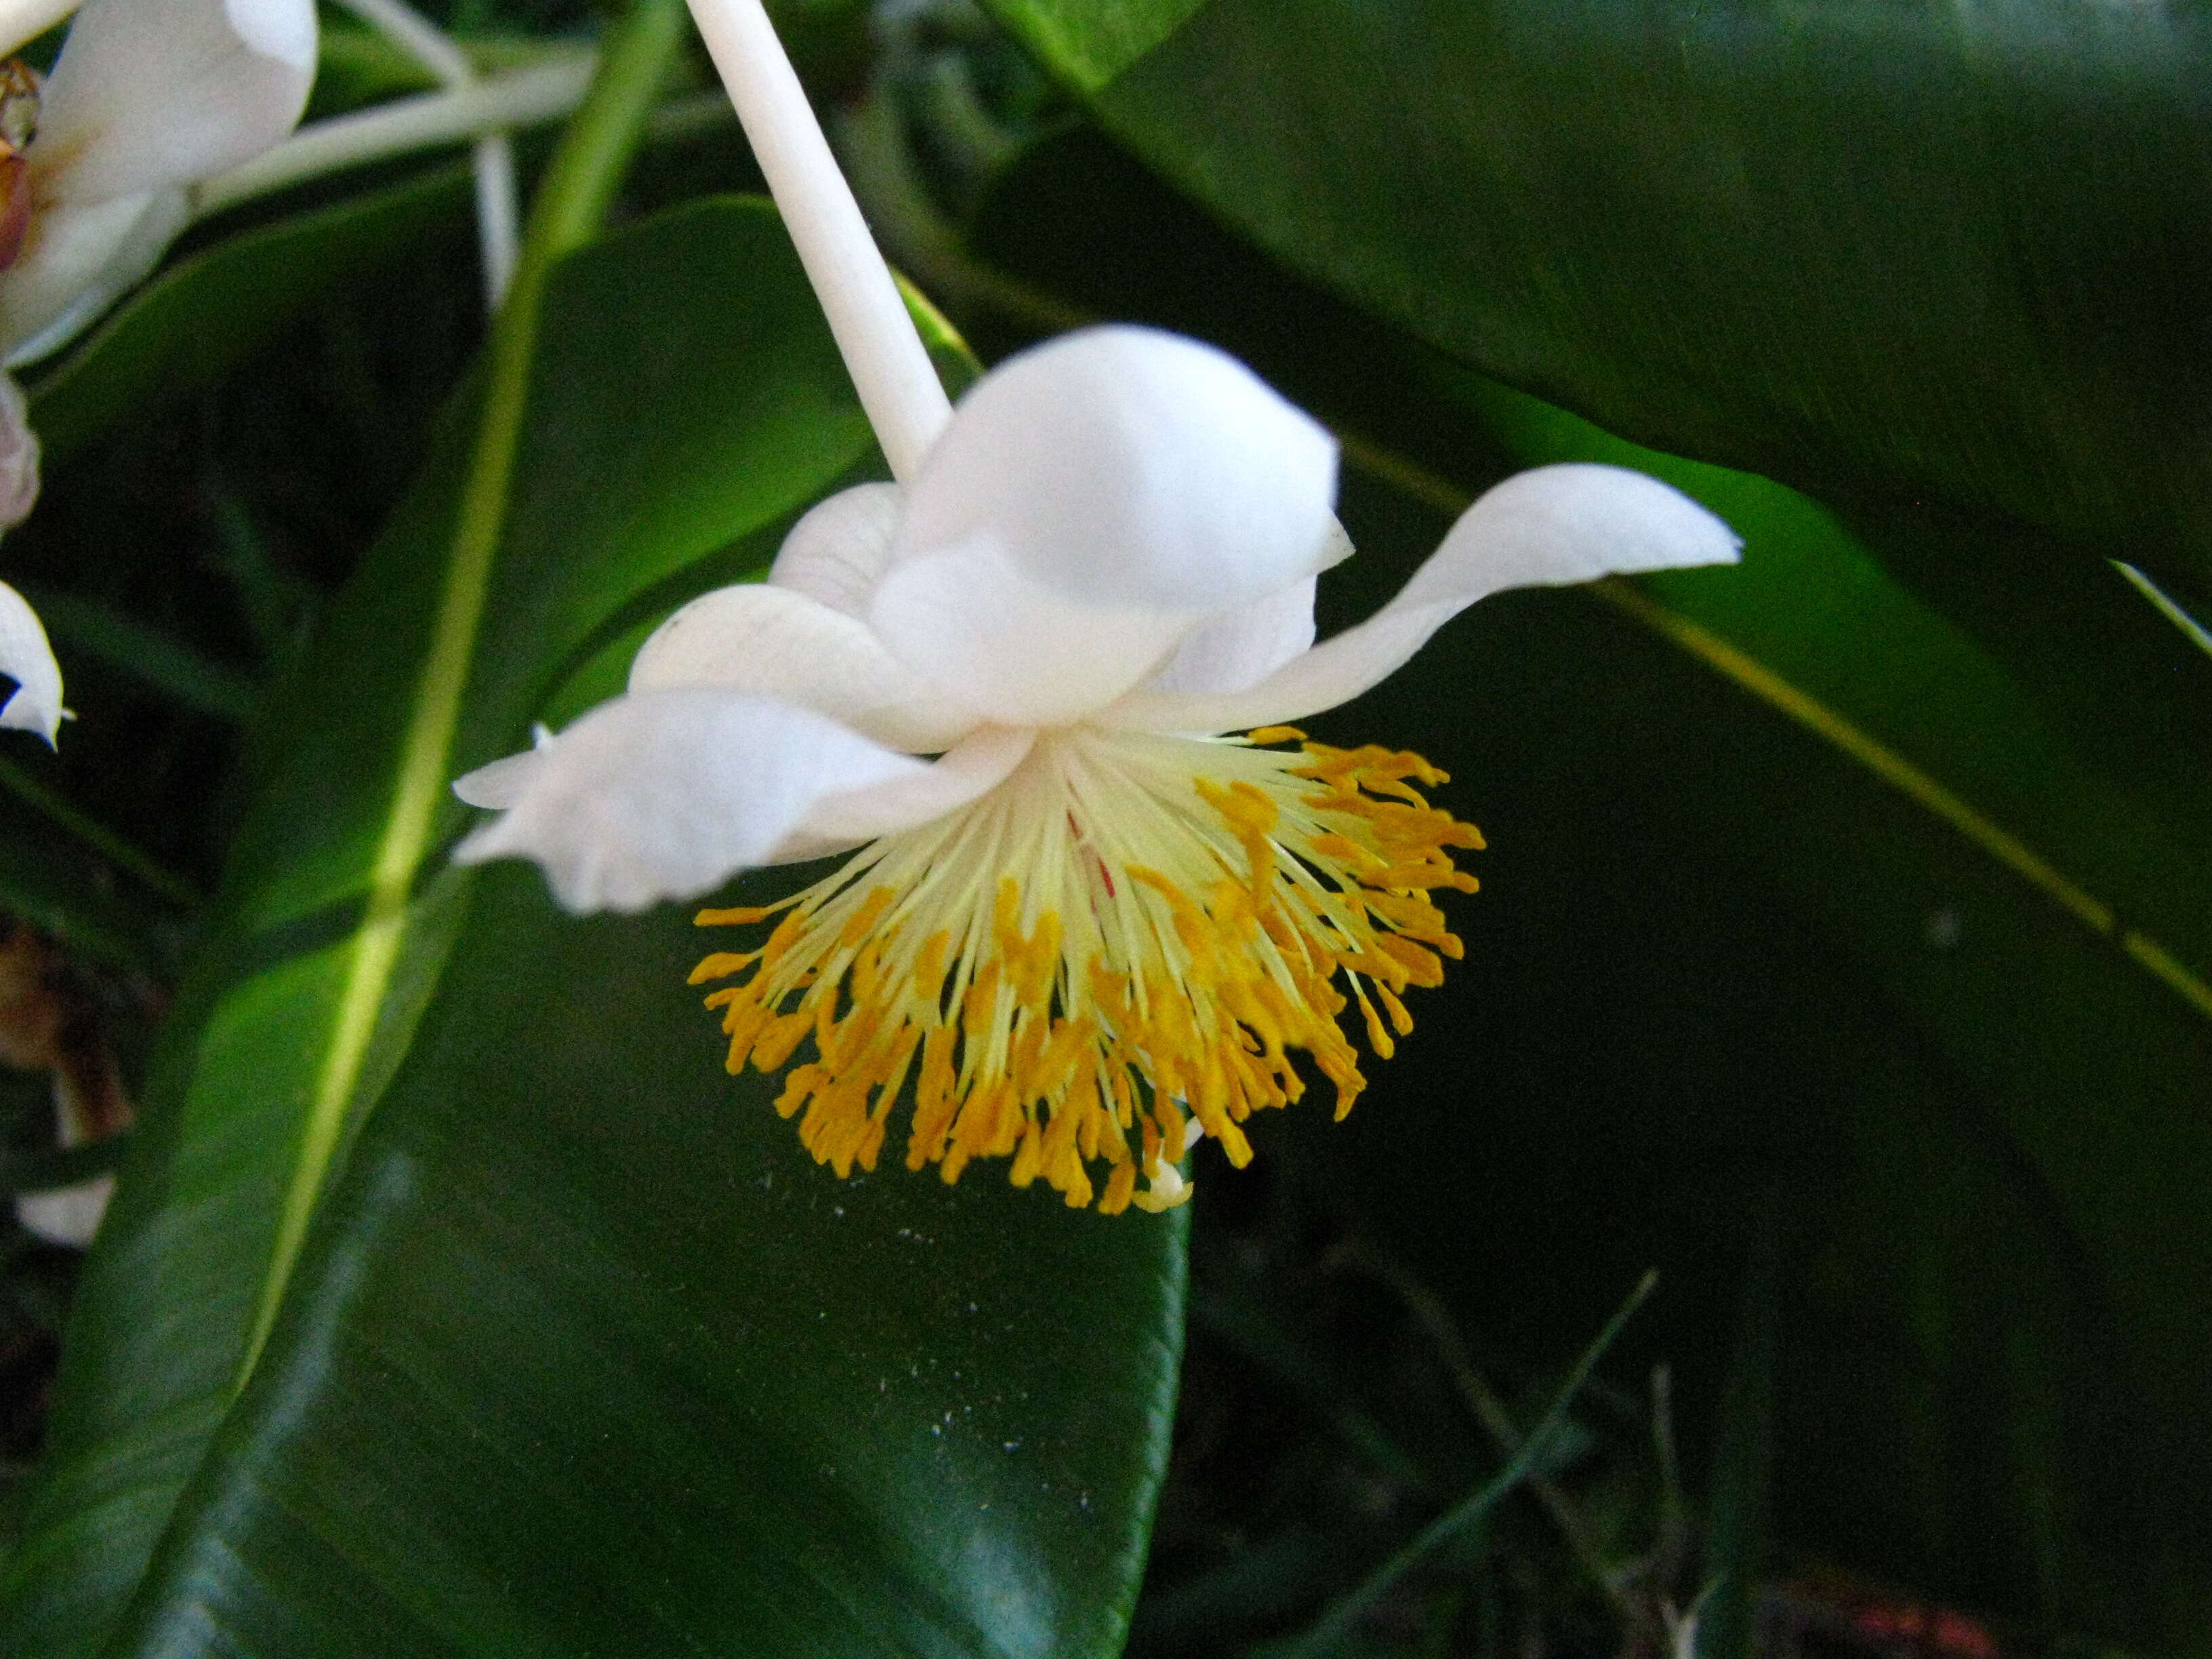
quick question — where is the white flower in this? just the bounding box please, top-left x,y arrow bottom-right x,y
454,324 -> 1738,1212
0,0 -> 316,740
0,0 -> 318,366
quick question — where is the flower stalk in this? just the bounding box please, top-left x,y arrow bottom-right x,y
684,0 -> 949,481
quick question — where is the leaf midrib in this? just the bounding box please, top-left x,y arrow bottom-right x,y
232,0 -> 689,1389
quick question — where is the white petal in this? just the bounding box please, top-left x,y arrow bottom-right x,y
788,723 -> 1033,848
1142,575 -> 1317,699
453,691 -> 930,915
16,1176 -> 110,1247
451,747 -> 543,810
867,544 -> 1206,726
35,0 -> 314,205
1137,520 -> 1347,700
769,482 -> 901,617
0,371 -> 38,526
0,578 -> 62,743
890,325 -> 1338,610
748,727 -> 1036,867
867,327 -> 1340,722
1,187 -> 187,363
0,0 -> 75,60
627,581 -> 981,754
1101,464 -> 1740,734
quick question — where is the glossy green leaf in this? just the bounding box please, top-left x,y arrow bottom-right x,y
105,858 -> 1183,1658
27,165 -> 475,466
0,179 -> 880,1654
9,157 -> 1181,1659
979,0 -> 2212,599
951,127 -> 2212,1643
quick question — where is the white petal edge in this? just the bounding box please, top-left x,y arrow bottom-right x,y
453,691 -> 931,915
1099,464 -> 1741,735
0,578 -> 62,743
889,325 -> 1340,612
0,0 -> 73,60
35,0 -> 314,206
781,723 -> 1033,853
1,187 -> 188,364
627,581 -> 981,754
1139,518 -> 1349,701
768,481 -> 901,618
869,541 -> 1210,726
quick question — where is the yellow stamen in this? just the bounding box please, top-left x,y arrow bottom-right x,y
691,729 -> 1481,1212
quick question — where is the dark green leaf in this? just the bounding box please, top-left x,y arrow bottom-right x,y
0,189 -> 872,1656
104,860 -> 1185,1658
27,165 -> 476,466
948,123 -> 2212,1641
980,0 -> 2212,598
6,183 -> 1185,1658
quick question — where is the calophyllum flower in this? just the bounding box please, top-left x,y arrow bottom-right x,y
0,0 -> 316,745
455,323 -> 1740,1214
457,0 -> 1736,1212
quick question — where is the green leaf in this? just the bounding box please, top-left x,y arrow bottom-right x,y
979,0 -> 2212,598
983,0 -> 1203,91
0,18 -> 792,1639
8,125 -> 1181,1659
948,125 -> 2212,1643
26,165 -> 476,467
102,860 -> 1185,1658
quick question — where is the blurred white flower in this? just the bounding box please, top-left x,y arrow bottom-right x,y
0,0 -> 316,738
454,323 -> 1740,1212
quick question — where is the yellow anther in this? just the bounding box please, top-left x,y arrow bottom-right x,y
686,731 -> 1477,1212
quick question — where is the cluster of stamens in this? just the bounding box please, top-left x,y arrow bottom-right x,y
690,728 -> 1481,1214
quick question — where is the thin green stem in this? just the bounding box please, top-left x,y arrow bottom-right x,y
0,752 -> 200,905
234,0 -> 687,1392
2113,560 -> 2212,661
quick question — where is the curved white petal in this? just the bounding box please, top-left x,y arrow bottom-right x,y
869,544 -> 1206,726
1143,574 -> 1317,699
0,579 -> 62,743
768,481 -> 901,617
0,0 -> 75,60
1138,520 -> 1348,701
890,325 -> 1338,611
450,722 -> 555,808
868,329 -> 1345,723
788,723 -> 1032,848
450,747 -> 542,811
0,186 -> 186,363
453,691 -> 930,914
627,581 -> 981,754
1101,464 -> 1740,734
36,0 -> 314,205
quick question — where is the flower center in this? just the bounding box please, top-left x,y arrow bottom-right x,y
689,726 -> 1482,1214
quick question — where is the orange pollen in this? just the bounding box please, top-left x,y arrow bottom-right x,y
689,728 -> 1483,1214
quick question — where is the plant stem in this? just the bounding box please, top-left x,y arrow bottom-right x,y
686,0 -> 951,480
194,54 -> 596,219
331,0 -> 520,309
